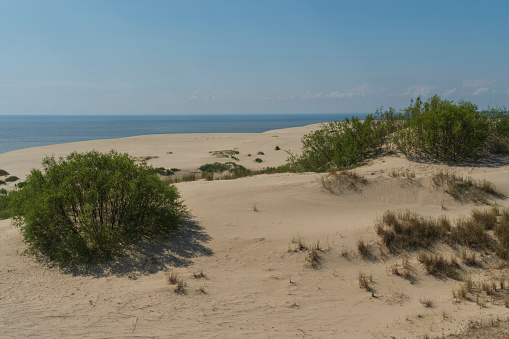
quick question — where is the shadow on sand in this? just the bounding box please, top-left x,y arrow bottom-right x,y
51,214 -> 213,278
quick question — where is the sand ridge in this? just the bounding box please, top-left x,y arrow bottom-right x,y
2,123 -> 509,338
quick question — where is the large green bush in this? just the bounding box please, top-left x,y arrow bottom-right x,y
10,150 -> 186,264
394,95 -> 489,161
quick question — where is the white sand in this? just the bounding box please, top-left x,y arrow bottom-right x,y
1,124 -> 509,338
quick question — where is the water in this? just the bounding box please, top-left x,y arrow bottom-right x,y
0,113 -> 368,154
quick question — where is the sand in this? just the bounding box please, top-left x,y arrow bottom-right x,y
1,123 -> 509,338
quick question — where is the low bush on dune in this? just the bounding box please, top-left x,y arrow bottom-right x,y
291,95 -> 508,172
10,150 -> 186,264
0,169 -> 9,176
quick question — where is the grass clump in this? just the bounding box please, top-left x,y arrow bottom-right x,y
357,240 -> 370,259
417,252 -> 460,279
375,210 -> 450,253
10,150 -> 186,265
432,171 -> 504,203
321,170 -> 367,194
4,176 -> 19,183
153,167 -> 176,176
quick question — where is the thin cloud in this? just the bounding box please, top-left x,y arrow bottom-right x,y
320,83 -> 369,99
443,88 -> 456,96
473,87 -> 489,95
0,80 -> 136,90
405,84 -> 435,97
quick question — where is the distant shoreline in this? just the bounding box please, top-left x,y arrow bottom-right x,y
0,113 -> 368,154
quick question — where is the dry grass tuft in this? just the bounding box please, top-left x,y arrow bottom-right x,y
321,170 -> 368,194
432,171 -> 504,203
419,297 -> 435,308
357,239 -> 370,259
417,252 -> 460,279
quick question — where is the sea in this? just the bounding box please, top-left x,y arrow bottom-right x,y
0,113 -> 368,155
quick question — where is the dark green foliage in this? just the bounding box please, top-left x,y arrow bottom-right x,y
275,146 -> 281,151
5,176 -> 19,182
0,169 -> 9,176
0,180 -> 5,185
0,193 -> 12,220
199,162 -> 232,173
15,181 -> 25,189
254,158 -> 263,163
394,95 -> 489,161
10,150 -> 185,264
209,150 -> 240,161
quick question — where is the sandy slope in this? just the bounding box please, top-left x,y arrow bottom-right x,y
2,124 -> 509,338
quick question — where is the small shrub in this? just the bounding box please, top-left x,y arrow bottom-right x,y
254,158 -> 263,163
174,279 -> 187,295
0,188 -> 7,195
171,168 -> 181,172
450,218 -> 491,250
0,180 -> 5,185
275,146 -> 281,151
306,246 -> 320,268
4,176 -> 19,183
194,269 -> 205,279
257,151 -> 265,155
0,169 -> 9,176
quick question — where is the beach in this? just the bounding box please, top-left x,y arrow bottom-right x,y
2,123 -> 509,338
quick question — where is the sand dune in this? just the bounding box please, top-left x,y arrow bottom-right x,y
2,124 -> 509,338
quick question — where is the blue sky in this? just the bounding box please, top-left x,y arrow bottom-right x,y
1,0 -> 508,115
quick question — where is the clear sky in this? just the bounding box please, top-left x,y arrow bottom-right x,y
1,0 -> 508,115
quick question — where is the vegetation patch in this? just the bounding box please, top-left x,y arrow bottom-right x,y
0,169 -> 9,176
4,176 -> 19,183
417,252 -> 460,279
10,150 -> 186,264
209,149 -> 240,161
375,210 -> 450,253
432,171 -> 504,203
321,170 -> 368,194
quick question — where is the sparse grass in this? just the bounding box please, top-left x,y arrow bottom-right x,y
181,173 -> 198,182
196,284 -> 206,294
306,246 -> 320,268
461,249 -> 477,266
290,234 -> 307,251
419,297 -> 435,308
451,217 -> 492,250
209,149 -> 240,161
174,279 -> 187,295
166,271 -> 180,284
432,171 -> 504,203
417,252 -> 460,279
321,170 -> 368,194
201,172 -> 214,181
358,272 -> 373,292
390,169 -> 416,178
194,268 -> 205,279
357,240 -> 370,259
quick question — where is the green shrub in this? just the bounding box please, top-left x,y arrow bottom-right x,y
292,108 -> 402,171
0,180 -> 5,185
254,158 -> 263,163
0,169 -> 9,176
10,150 -> 186,264
153,167 -> 174,176
393,95 -> 489,161
0,193 -> 12,220
5,176 -> 19,182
